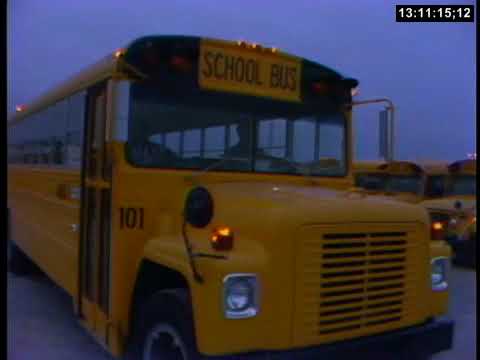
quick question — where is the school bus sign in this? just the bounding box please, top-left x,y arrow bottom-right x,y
199,39 -> 302,102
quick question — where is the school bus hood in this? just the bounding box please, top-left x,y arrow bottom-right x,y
205,181 -> 431,348
421,197 -> 476,213
373,192 -> 420,204
209,181 -> 429,225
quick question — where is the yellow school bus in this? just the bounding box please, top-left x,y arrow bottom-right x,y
8,35 -> 453,360
353,161 -> 387,192
353,161 -> 455,220
353,160 -> 475,266
431,159 -> 476,267
353,160 -> 453,310
422,159 -> 476,215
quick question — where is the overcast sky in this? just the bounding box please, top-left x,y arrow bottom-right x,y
8,0 -> 476,161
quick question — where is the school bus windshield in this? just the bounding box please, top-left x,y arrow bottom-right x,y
448,175 -> 476,196
126,83 -> 347,176
355,173 -> 386,190
384,175 -> 422,194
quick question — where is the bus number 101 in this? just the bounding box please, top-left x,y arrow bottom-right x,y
119,207 -> 144,229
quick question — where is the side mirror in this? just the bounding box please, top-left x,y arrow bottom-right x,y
378,107 -> 394,161
184,187 -> 214,228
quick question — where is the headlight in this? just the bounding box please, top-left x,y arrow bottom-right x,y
223,274 -> 259,319
448,217 -> 458,227
431,221 -> 446,240
429,212 -> 450,240
431,257 -> 448,292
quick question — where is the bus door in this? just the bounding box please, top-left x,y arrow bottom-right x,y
79,82 -> 113,344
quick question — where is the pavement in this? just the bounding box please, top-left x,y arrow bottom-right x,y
7,266 -> 476,360
433,266 -> 476,360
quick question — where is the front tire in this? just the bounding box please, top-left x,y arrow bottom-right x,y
131,289 -> 200,360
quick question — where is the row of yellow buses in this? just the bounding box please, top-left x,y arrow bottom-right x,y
354,160 -> 476,267
8,35 -> 453,360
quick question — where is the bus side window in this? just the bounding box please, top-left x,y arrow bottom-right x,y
66,91 -> 87,169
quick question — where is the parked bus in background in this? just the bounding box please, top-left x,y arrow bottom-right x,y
423,159 -> 476,268
352,160 -> 452,311
8,35 -> 453,360
352,160 -> 387,191
353,160 -> 476,267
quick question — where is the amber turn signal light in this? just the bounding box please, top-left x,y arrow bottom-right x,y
211,227 -> 234,251
431,221 -> 446,240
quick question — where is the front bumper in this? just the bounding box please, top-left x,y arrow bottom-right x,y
448,234 -> 476,268
206,319 -> 454,360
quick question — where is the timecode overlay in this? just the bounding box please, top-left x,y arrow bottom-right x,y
396,5 -> 474,22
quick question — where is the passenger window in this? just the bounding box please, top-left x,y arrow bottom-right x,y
8,92 -> 87,169
66,91 -> 87,169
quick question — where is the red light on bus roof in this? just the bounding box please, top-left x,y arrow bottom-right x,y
236,40 -> 274,52
15,105 -> 25,112
170,56 -> 193,72
311,82 -> 330,94
237,40 -> 249,48
114,48 -> 125,58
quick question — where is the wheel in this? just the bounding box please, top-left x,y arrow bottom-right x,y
130,289 -> 200,360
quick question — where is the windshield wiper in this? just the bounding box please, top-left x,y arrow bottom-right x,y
184,153 -> 339,186
184,155 -> 250,185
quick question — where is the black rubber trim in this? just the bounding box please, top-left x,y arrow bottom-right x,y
202,319 -> 454,360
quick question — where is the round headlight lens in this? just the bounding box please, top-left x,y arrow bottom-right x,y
224,275 -> 259,319
226,281 -> 251,311
431,257 -> 448,291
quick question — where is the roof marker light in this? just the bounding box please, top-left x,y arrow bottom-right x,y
237,40 -> 248,48
15,105 -> 25,112
312,82 -> 331,95
170,56 -> 193,72
114,48 -> 125,58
